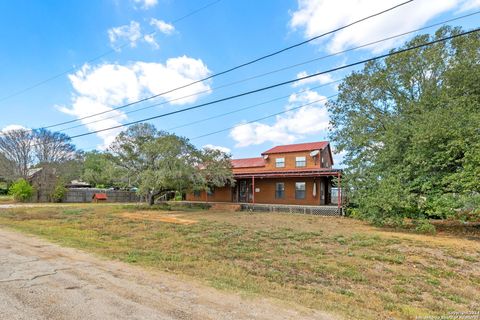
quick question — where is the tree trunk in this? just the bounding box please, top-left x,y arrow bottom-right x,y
147,190 -> 162,206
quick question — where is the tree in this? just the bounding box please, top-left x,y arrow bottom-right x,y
82,151 -> 123,187
195,147 -> 235,193
327,26 -> 480,221
0,129 -> 34,179
33,128 -> 76,164
109,124 -> 233,205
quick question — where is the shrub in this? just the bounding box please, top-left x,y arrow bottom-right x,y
8,179 -> 34,202
413,219 -> 436,234
51,182 -> 67,203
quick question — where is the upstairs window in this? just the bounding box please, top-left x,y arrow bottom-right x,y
295,182 -> 306,199
296,156 -> 306,167
275,182 -> 285,199
275,157 -> 285,168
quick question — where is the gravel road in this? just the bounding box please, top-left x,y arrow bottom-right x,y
0,227 -> 336,320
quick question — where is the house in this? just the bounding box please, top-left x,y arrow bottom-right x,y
186,141 -> 342,207
27,167 -> 58,202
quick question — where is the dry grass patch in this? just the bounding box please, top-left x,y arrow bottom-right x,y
119,211 -> 197,225
0,204 -> 479,319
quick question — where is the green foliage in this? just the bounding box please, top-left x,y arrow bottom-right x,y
51,181 -> 67,203
328,26 -> 480,222
82,151 -> 123,187
8,179 -> 33,202
109,123 -> 233,205
413,219 -> 436,235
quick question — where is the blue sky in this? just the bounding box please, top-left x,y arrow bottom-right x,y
0,0 -> 479,164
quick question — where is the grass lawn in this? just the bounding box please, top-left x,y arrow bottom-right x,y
0,204 -> 479,319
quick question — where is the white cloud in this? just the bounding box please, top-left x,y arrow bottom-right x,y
108,19 -> 175,50
108,21 -> 142,48
290,0 -> 479,53
60,56 -> 211,148
1,124 -> 29,132
134,0 -> 158,9
230,90 -> 330,147
143,34 -> 159,49
292,71 -> 334,87
458,0 -> 480,11
332,149 -> 346,167
203,144 -> 231,154
150,18 -> 175,35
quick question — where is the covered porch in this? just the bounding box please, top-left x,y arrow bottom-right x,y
232,169 -> 343,208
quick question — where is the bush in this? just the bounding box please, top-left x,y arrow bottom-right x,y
413,219 -> 436,234
8,179 -> 34,202
51,182 -> 67,203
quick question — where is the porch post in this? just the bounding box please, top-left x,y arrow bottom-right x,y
252,176 -> 255,204
337,173 -> 341,209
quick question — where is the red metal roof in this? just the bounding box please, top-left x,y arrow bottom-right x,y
262,141 -> 329,155
231,157 -> 265,168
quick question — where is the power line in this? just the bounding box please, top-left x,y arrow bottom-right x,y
63,28 -> 479,141
56,10 -> 480,133
191,94 -> 339,140
167,79 -> 343,131
40,0 -> 413,130
0,0 -> 223,104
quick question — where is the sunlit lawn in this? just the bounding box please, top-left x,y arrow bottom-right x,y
0,204 -> 479,319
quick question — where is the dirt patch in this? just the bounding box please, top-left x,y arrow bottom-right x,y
119,211 -> 197,225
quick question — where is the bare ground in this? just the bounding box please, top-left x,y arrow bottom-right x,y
0,227 -> 336,320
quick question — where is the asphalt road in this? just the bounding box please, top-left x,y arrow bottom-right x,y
0,227 -> 335,320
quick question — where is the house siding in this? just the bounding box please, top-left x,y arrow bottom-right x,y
185,141 -> 339,206
186,177 -> 331,206
264,151 -> 321,171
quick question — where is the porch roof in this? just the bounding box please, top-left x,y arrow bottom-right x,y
233,168 -> 341,179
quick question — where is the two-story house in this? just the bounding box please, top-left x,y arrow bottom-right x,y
186,141 -> 341,206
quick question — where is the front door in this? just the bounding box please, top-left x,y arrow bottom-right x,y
238,180 -> 252,203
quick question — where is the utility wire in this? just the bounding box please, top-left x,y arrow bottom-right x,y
167,79 -> 343,131
39,0 -> 413,129
63,28 -> 479,141
55,10 -> 480,133
191,94 -> 339,140
0,0 -> 223,104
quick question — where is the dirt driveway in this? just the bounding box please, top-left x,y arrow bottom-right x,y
0,228 -> 335,320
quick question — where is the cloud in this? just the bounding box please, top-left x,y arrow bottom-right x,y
143,34 -> 159,49
292,71 -> 334,87
332,149 -> 346,167
134,0 -> 158,9
289,0 -> 479,53
150,18 -> 175,35
108,21 -> 142,48
1,124 -> 29,133
60,56 -> 211,148
458,0 -> 480,11
230,90 -> 330,147
203,144 -> 231,154
108,19 -> 175,50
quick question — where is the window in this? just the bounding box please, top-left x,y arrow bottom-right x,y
207,188 -> 214,196
295,182 -> 306,199
193,190 -> 201,198
296,156 -> 306,167
275,182 -> 285,199
275,157 -> 285,168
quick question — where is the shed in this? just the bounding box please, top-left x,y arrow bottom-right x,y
92,193 -> 108,203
